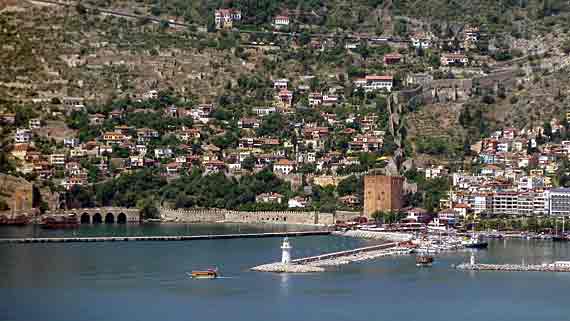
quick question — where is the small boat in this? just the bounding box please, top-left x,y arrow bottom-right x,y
416,255 -> 434,267
189,268 -> 218,279
0,214 -> 31,226
462,234 -> 488,249
41,214 -> 79,229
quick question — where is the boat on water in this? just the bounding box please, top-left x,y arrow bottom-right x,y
552,235 -> 569,242
189,268 -> 218,279
416,255 -> 434,267
462,234 -> 488,249
0,214 -> 31,226
41,214 -> 80,229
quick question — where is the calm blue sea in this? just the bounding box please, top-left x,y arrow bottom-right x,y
1,224 -> 569,321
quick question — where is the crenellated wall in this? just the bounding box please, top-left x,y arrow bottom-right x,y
159,208 -> 335,226
159,208 -> 226,222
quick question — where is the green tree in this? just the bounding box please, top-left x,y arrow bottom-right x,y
137,198 -> 160,219
241,155 -> 256,172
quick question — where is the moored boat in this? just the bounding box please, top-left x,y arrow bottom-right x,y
416,255 -> 434,267
41,214 -> 79,229
0,214 -> 31,226
462,234 -> 488,249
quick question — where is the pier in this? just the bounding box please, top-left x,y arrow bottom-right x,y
251,241 -> 413,273
0,231 -> 331,244
456,263 -> 570,273
292,242 -> 401,264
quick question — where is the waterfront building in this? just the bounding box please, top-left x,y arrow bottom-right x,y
547,188 -> 570,216
492,192 -> 518,215
363,175 -> 404,217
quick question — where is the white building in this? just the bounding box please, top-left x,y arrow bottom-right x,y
273,159 -> 296,175
29,118 -> 41,129
440,54 -> 469,66
253,107 -> 276,117
214,8 -> 242,29
547,188 -> 570,216
354,75 -> 393,92
273,79 -> 289,90
273,15 -> 289,27
14,128 -> 32,143
410,33 -> 432,49
143,90 -> 158,100
49,154 -> 66,167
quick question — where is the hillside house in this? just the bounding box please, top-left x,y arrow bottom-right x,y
103,131 -> 125,143
0,113 -> 15,124
274,15 -> 290,28
238,117 -> 260,129
204,160 -> 226,173
410,32 -> 432,49
253,107 -> 276,117
154,148 -> 173,159
273,159 -> 296,175
49,154 -> 66,167
440,53 -> 468,66
276,90 -> 293,108
215,8 -> 242,29
322,95 -> 339,106
338,194 -> 361,207
273,79 -> 289,90
89,113 -> 105,126
29,118 -> 41,129
256,192 -> 283,204
383,53 -> 402,65
15,128 -> 32,143
308,92 -> 323,106
354,75 -> 393,92
405,73 -> 433,88
348,135 -> 382,153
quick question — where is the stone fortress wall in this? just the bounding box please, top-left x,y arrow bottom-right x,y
159,208 -> 336,226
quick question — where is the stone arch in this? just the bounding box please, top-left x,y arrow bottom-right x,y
80,213 -> 90,224
105,213 -> 115,224
117,213 -> 127,224
93,213 -> 103,224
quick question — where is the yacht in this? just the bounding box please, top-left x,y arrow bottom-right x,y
462,234 -> 488,249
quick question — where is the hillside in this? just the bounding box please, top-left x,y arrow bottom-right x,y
2,0 -> 570,214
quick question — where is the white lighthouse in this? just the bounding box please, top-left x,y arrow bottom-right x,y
281,237 -> 292,264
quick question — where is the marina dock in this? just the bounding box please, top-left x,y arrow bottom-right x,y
0,231 -> 331,244
456,263 -> 570,272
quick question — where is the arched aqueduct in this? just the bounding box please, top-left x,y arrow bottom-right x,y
59,207 -> 140,224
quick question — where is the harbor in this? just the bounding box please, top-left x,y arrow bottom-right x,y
2,225 -> 570,321
251,240 -> 415,273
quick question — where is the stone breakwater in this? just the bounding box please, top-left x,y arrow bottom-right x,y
303,248 -> 412,267
333,230 -> 413,242
250,263 -> 325,273
251,242 -> 413,273
456,263 -> 570,273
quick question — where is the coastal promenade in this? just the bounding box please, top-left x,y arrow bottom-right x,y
0,231 -> 330,244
